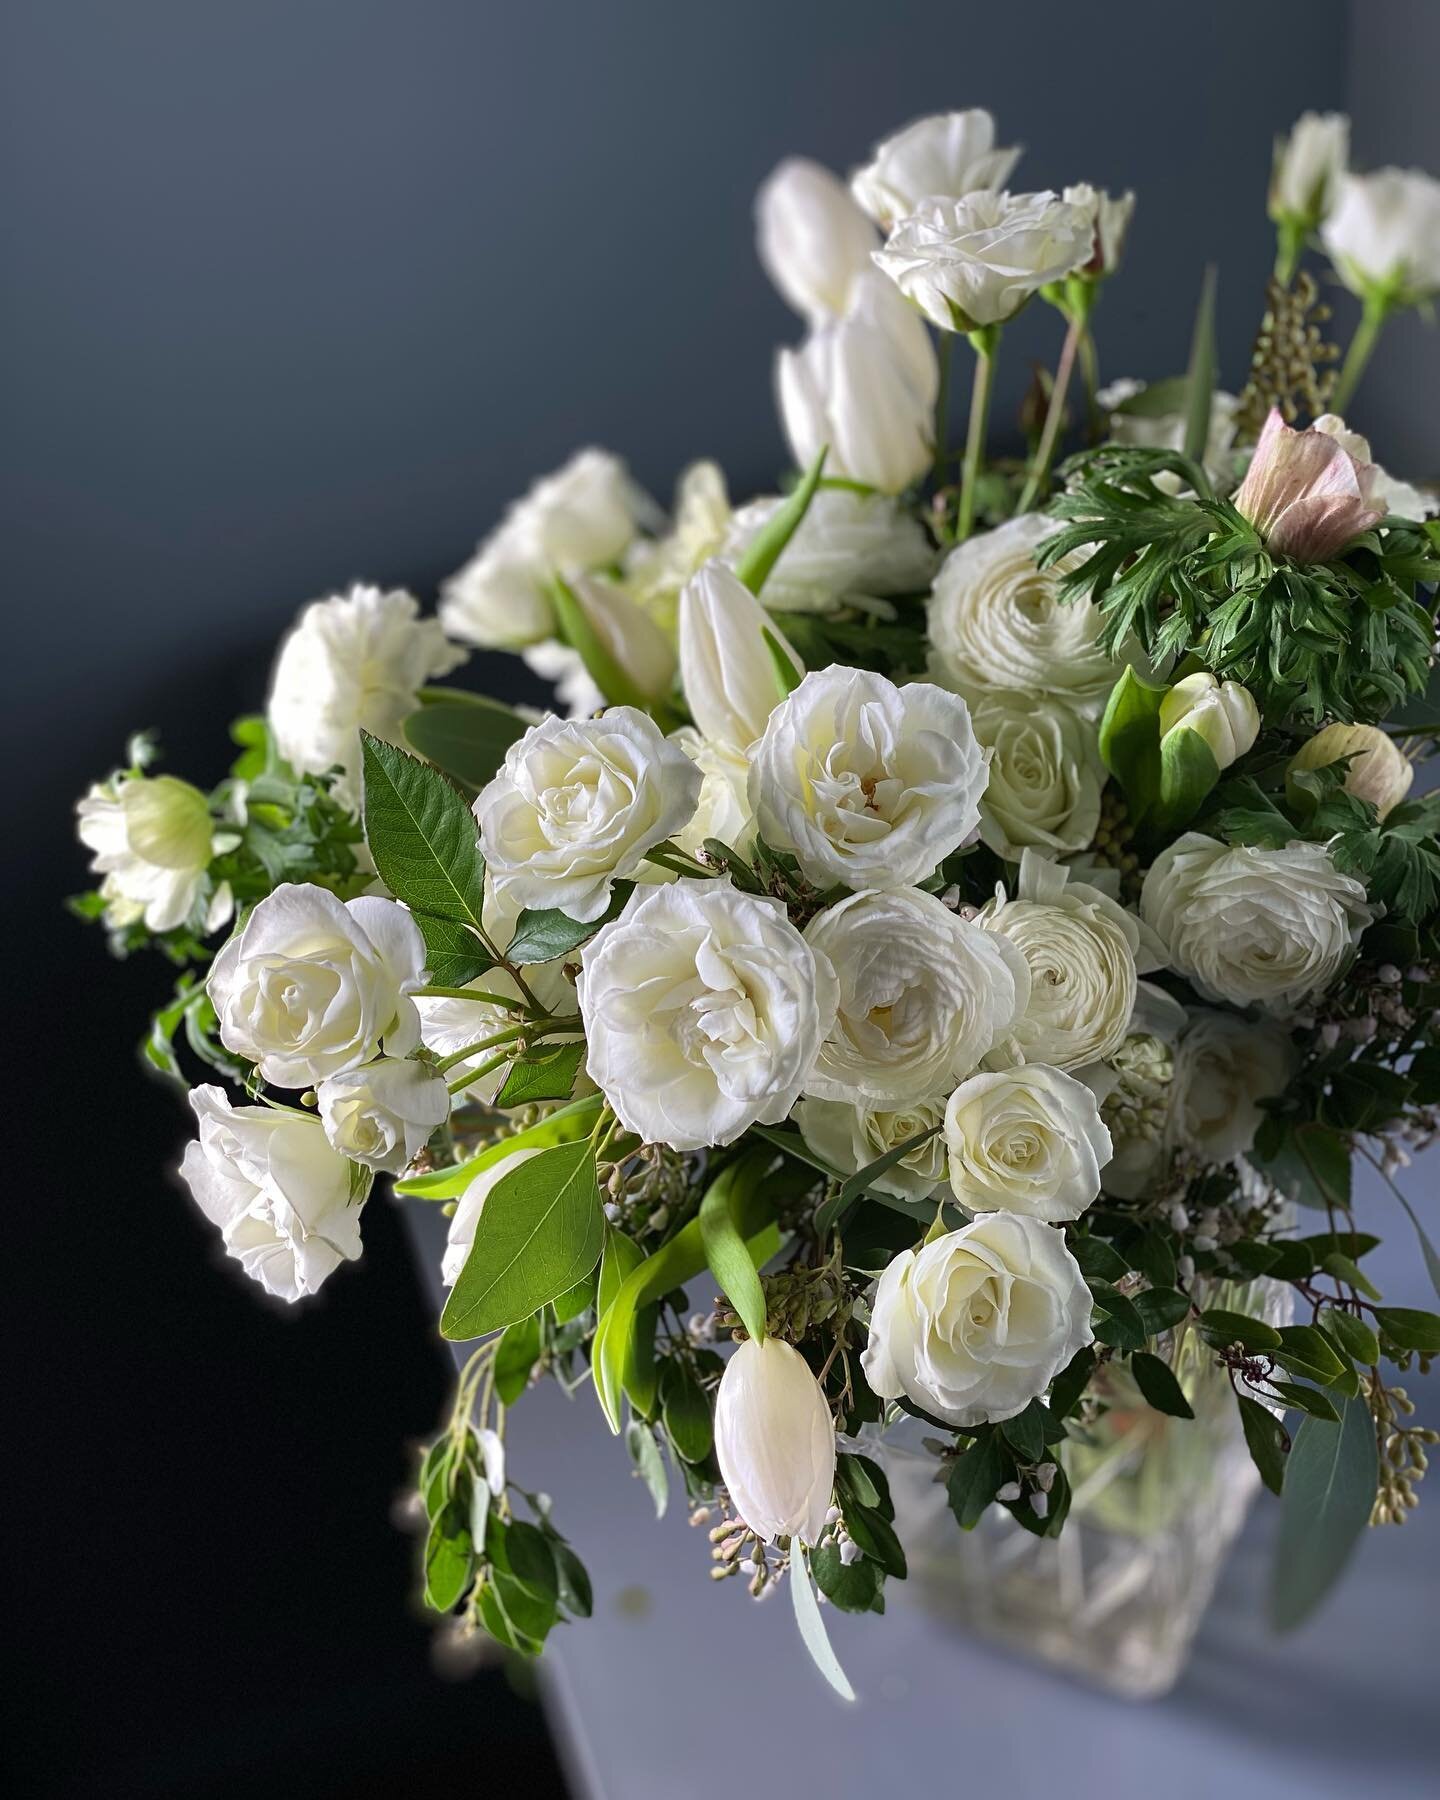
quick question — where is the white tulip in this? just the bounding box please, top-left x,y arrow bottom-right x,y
748,667 -> 988,892
754,157 -> 880,325
474,708 -> 701,924
179,1084 -> 364,1302
850,109 -> 1021,228
1287,721 -> 1414,819
803,887 -> 1028,1107
577,879 -> 837,1151
678,560 -> 802,752
1141,833 -> 1372,1015
944,1064 -> 1111,1223
1062,183 -> 1135,276
1322,167 -> 1440,305
1168,1010 -> 1295,1167
777,273 -> 938,495
76,772 -> 223,934
862,1213 -> 1093,1428
669,728 -> 756,860
316,1057 -> 451,1174
723,487 -> 936,615
713,1337 -> 835,1545
208,883 -> 427,1087
564,574 -> 677,703
796,1093 -> 951,1202
442,1146 -> 545,1288
267,585 -> 467,811
1158,673 -> 1260,771
873,189 -> 1093,332
970,690 -> 1105,858
1270,112 -> 1349,228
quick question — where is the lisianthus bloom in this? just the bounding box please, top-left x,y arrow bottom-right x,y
1233,407 -> 1386,561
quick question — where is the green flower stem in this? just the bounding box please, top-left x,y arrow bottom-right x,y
1273,218 -> 1306,288
1331,294 -> 1390,415
1017,312 -> 1082,514
931,329 -> 953,489
434,1025 -> 529,1073
643,844 -> 715,879
955,325 -> 1001,543
446,1048 -> 518,1097
1078,326 -> 1103,443
414,984 -> 528,1007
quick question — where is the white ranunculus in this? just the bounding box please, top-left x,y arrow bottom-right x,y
714,1336 -> 836,1545
971,690 -> 1104,858
316,1057 -> 451,1173
850,109 -> 1021,228
797,1093 -> 950,1202
1270,112 -> 1349,227
1141,833 -> 1372,1015
754,156 -> 880,326
1168,1009 -> 1296,1167
1100,378 -> 1241,489
748,667 -> 988,892
577,879 -> 837,1151
862,1213 -> 1093,1428
442,1146 -> 544,1287
1287,720 -> 1415,820
777,273 -> 938,495
180,1084 -> 364,1301
803,887 -> 1028,1107
267,585 -> 467,811
1084,981 -> 1187,1200
943,1064 -> 1111,1223
928,513 -> 1122,718
1322,167 -> 1440,305
670,728 -> 756,860
873,189 -> 1093,332
678,560 -> 802,752
981,851 -> 1151,1070
208,883 -> 427,1087
76,772 -> 225,934
439,522 -> 557,650
723,487 -> 937,615
1158,672 -> 1260,772
475,708 -> 701,924
1062,183 -> 1134,276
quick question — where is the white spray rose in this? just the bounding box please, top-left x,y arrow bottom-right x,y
180,1084 -> 364,1302
797,1093 -> 950,1202
267,585 -> 467,811
850,109 -> 1021,228
748,668 -> 988,892
723,487 -> 936,615
670,728 -> 756,860
76,772 -> 228,934
1141,833 -> 1372,1015
943,1064 -> 1111,1223
754,157 -> 880,326
439,522 -> 557,650
777,273 -> 938,495
475,708 -> 701,924
928,513 -> 1121,717
1062,183 -> 1135,276
1322,167 -> 1440,306
971,690 -> 1104,858
1287,721 -> 1414,819
873,189 -> 1093,332
678,560 -> 802,752
316,1057 -> 451,1174
1159,672 -> 1260,771
578,879 -> 836,1151
1270,112 -> 1349,228
1168,1009 -> 1295,1167
862,1213 -> 1094,1428
208,883 -> 426,1087
714,1336 -> 836,1546
442,1146 -> 544,1288
803,887 -> 1028,1107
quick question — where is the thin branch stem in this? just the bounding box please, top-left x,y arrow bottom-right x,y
1017,313 -> 1081,513
956,326 -> 1000,543
1331,295 -> 1388,415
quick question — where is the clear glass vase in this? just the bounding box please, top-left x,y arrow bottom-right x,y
883,1274 -> 1293,1699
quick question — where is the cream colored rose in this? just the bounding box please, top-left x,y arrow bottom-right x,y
796,1093 -> 950,1202
851,109 -> 1020,228
943,1064 -> 1111,1223
1168,1008 -> 1296,1166
1081,982 -> 1186,1200
723,486 -> 936,616
316,1057 -> 450,1174
971,690 -> 1104,858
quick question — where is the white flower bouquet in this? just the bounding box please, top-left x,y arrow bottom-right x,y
75,105 -> 1440,1692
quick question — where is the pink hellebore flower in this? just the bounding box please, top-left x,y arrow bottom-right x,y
1233,408 -> 1387,561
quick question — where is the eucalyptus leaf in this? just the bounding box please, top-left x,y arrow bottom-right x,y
1271,1394 -> 1378,1631
790,1546 -> 856,1703
402,696 -> 527,791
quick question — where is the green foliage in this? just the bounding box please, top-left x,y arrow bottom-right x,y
791,1545 -> 856,1702
1271,1394 -> 1378,1630
1238,1395 -> 1288,1496
504,882 -> 634,965
698,1159 -> 770,1343
1098,668 -> 1167,822
1130,1351 -> 1195,1420
493,1038 -> 586,1107
734,445 -> 827,595
360,732 -> 488,930
1181,264 -> 1218,465
402,693 -> 527,791
394,1092 -> 603,1200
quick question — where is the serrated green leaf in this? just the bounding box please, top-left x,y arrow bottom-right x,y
494,1038 -> 586,1108
505,882 -> 633,965
412,911 -> 493,987
1271,1394 -> 1378,1630
360,732 -> 487,928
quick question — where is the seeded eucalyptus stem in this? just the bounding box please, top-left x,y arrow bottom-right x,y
1331,294 -> 1389,415
1017,314 -> 1082,514
956,324 -> 1001,542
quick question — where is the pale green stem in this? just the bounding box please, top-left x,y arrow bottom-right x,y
955,325 -> 1000,542
414,984 -> 528,1008
1017,313 -> 1082,514
434,1025 -> 528,1073
931,330 -> 953,488
1331,295 -> 1389,416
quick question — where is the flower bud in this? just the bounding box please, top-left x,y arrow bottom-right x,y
76,771 -> 220,933
1158,673 -> 1260,770
754,157 -> 879,326
566,574 -> 677,703
713,1337 -> 835,1545
678,560 -> 802,751
1269,112 -> 1349,231
1233,408 -> 1386,561
1287,722 -> 1414,819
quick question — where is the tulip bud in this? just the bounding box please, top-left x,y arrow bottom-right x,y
713,1337 -> 836,1545
1287,722 -> 1414,819
567,575 -> 677,704
1159,673 -> 1260,770
754,158 -> 879,326
679,560 -> 802,751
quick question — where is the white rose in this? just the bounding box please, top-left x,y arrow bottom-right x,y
442,1146 -> 544,1287
796,1093 -> 950,1202
1322,167 -> 1440,305
1270,112 -> 1349,227
577,879 -> 837,1151
943,1064 -> 1111,1223
713,1337 -> 836,1546
678,560 -> 803,752
1158,672 -> 1260,772
267,585 -> 467,811
971,690 -> 1104,858
475,708 -> 701,924
723,487 -> 936,615
850,109 -> 1021,228
748,667 -> 988,892
803,887 -> 1028,1106
179,1084 -> 363,1301
862,1213 -> 1093,1427
563,574 -> 677,703
1062,183 -> 1134,276
208,883 -> 426,1087
76,772 -> 225,933
1287,721 -> 1414,820
439,522 -> 557,650
777,273 -> 938,495
929,513 -> 1122,717
1141,833 -> 1372,1015
980,851 -> 1149,1070
1168,1009 -> 1296,1167
873,189 -> 1093,332
316,1057 -> 451,1174
754,156 -> 879,325
670,728 -> 756,860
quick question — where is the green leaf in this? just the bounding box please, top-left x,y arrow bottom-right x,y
1251,1119 -> 1353,1211
946,1430 -> 1010,1529
1181,262 -> 1217,466
1132,1286 -> 1192,1337
1273,1323 -> 1350,1389
1097,666 -> 1167,821
698,1161 -> 770,1343
1199,1309 -> 1283,1352
1153,724 -> 1221,832
1001,1400 -> 1050,1462
550,1540 -> 593,1618
1271,1394 -> 1378,1630
1112,375 -> 1191,419
1379,1179 -> 1440,1300
413,912 -> 493,987
1069,1236 -> 1131,1283
1319,1250 -> 1382,1302
839,1499 -> 907,1579
790,1545 -> 856,1702
597,1226 -> 658,1421
761,626 -> 804,699
423,1506 -> 474,1612
440,1140 -> 604,1341
659,1360 -> 713,1465
505,882 -> 633,965
1320,1307 -> 1380,1366
1374,1307 -> 1440,1354
493,1313 -> 542,1406
734,445 -> 828,596
1238,1395 -> 1288,1496
395,1092 -> 603,1199
360,732 -> 487,929
836,1125 -> 941,1209
1048,1345 -> 1096,1420
625,1419 -> 669,1518
811,1542 -> 885,1614
552,1267 -> 597,1324
402,696 -> 528,791
1089,1282 -> 1147,1353
550,575 -> 653,713
1130,1351 -> 1195,1420
494,1038 -> 586,1108
1270,1381 -> 1341,1422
